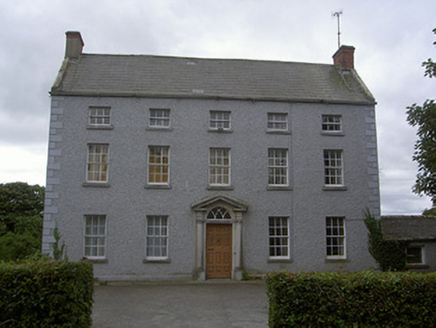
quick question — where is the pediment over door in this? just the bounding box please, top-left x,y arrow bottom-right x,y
191,194 -> 249,212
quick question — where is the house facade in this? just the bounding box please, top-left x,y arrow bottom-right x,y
42,31 -> 380,281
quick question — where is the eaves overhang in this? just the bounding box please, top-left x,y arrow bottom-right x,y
49,90 -> 376,106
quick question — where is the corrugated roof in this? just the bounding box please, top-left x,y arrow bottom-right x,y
51,53 -> 375,104
381,216 -> 436,241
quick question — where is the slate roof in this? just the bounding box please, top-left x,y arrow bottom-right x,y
381,216 -> 436,241
51,53 -> 375,104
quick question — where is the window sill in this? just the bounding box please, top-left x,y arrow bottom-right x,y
82,182 -> 111,188
87,125 -> 114,130
266,130 -> 291,135
325,258 -> 349,263
145,184 -> 172,189
208,129 -> 233,133
267,186 -> 292,191
146,127 -> 173,132
406,264 -> 430,270
321,131 -> 344,137
323,186 -> 347,191
268,258 -> 293,263
207,185 -> 234,191
83,258 -> 108,264
143,259 -> 171,264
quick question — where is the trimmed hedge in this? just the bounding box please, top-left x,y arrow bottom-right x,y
267,271 -> 436,327
0,260 -> 93,327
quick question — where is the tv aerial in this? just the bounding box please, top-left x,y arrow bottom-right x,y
332,11 -> 343,48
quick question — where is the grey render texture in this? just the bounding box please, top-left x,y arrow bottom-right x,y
42,31 -> 380,281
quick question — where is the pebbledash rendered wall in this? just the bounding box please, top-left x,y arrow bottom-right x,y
42,94 -> 379,280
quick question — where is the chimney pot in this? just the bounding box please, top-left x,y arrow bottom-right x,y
333,45 -> 355,70
65,31 -> 84,59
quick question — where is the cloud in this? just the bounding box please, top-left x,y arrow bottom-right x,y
0,144 -> 47,186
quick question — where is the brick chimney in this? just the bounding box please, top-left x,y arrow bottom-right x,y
65,31 -> 84,59
333,45 -> 355,70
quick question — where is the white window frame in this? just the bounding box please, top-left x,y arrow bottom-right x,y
146,216 -> 169,260
86,144 -> 109,182
84,215 -> 107,259
209,111 -> 231,130
89,107 -> 111,126
268,148 -> 288,186
148,146 -> 170,185
324,150 -> 344,186
267,113 -> 288,131
322,115 -> 342,132
406,245 -> 425,265
268,217 -> 290,259
326,217 -> 346,259
149,108 -> 170,128
209,148 -> 231,186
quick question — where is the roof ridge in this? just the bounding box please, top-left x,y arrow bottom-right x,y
79,52 -> 333,67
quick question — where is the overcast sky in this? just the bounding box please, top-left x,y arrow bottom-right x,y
0,0 -> 435,214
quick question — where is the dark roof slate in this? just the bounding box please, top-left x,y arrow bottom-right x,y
381,215 -> 436,241
51,53 -> 375,104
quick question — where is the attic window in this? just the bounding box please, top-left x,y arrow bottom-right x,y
322,115 -> 342,132
210,111 -> 231,130
89,107 -> 111,125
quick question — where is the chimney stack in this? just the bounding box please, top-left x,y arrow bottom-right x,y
65,31 -> 84,59
333,45 -> 355,70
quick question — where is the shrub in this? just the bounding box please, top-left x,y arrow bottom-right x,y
267,271 -> 436,327
364,211 -> 407,271
0,259 -> 93,327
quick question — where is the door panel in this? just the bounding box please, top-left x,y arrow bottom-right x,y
206,224 -> 232,279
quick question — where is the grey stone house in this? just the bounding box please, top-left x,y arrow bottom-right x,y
382,215 -> 436,272
42,31 -> 380,281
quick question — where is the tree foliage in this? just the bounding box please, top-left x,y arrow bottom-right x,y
0,182 -> 45,261
406,28 -> 436,201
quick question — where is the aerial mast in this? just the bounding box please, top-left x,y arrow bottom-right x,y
332,11 -> 343,48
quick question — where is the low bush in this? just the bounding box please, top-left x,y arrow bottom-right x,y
0,259 -> 93,327
267,270 -> 436,327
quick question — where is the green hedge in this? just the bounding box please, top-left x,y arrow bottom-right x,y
267,271 -> 436,327
0,260 -> 94,327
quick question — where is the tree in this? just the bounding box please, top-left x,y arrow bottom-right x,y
0,182 -> 45,261
406,28 -> 436,203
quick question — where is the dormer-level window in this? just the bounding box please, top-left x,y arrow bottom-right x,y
210,111 -> 231,130
150,109 -> 170,128
267,113 -> 288,131
322,115 -> 342,132
89,107 -> 111,126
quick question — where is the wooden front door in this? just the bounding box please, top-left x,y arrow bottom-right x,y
206,224 -> 232,279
